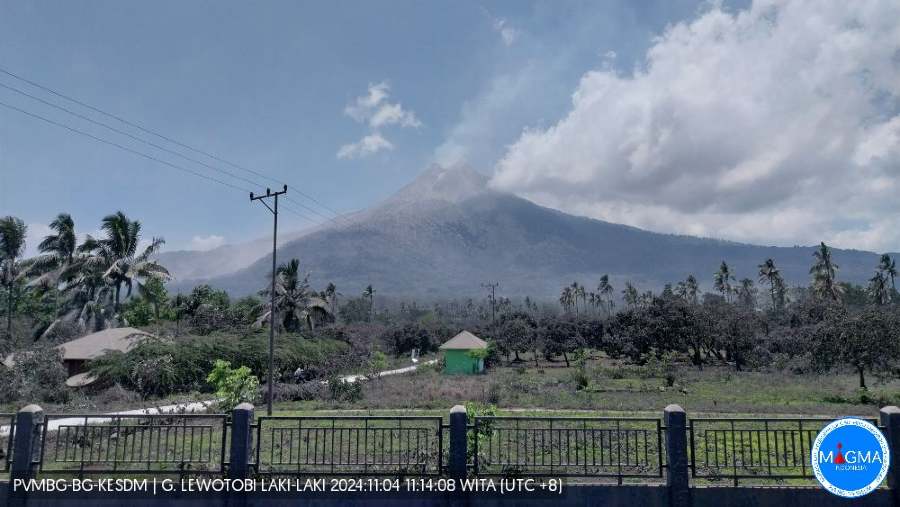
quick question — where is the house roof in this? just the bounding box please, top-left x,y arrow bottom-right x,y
57,327 -> 153,361
439,330 -> 488,350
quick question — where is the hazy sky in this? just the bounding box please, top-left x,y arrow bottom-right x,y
2,0 -> 898,255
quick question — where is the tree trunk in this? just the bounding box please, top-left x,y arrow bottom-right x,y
533,350 -> 539,368
859,367 -> 867,390
693,347 -> 703,370
114,282 -> 122,313
5,283 -> 12,340
562,351 -> 570,368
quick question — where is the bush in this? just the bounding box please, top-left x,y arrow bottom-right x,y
0,344 -> 69,404
131,354 -> 179,399
272,381 -> 323,402
206,359 -> 260,413
326,376 -> 363,402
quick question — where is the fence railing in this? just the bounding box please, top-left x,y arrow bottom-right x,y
254,416 -> 444,476
35,413 -> 229,477
471,416 -> 664,482
689,417 -> 880,486
3,402 -> 900,498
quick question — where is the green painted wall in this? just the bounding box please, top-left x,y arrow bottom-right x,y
443,349 -> 484,375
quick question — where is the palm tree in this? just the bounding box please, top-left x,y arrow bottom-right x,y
559,286 -> 574,314
757,259 -> 785,311
363,285 -> 376,320
713,261 -> 735,302
676,275 -> 700,305
0,216 -> 28,340
737,278 -> 756,307
323,282 -> 342,316
80,211 -> 170,312
597,275 -> 614,317
28,213 -> 78,287
868,271 -> 889,305
810,242 -> 842,301
622,282 -> 639,309
573,282 -> 585,315
257,258 -> 332,331
878,254 -> 897,291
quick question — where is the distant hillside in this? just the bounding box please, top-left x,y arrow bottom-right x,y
159,228 -> 308,292
201,164 -> 895,300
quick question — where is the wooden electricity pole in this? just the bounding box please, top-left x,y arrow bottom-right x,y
250,184 -> 287,415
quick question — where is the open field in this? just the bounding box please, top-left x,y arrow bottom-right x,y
274,355 -> 900,418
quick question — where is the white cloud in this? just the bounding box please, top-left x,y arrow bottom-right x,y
338,82 -> 420,160
491,0 -> 900,252
336,133 -> 394,160
493,18 -> 519,46
343,82 -> 421,129
189,234 -> 225,251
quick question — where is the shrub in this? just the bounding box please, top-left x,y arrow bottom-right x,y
0,344 -> 69,404
326,376 -> 363,402
206,359 -> 260,413
131,354 -> 179,399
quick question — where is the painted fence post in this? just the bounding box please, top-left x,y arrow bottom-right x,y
449,405 -> 468,481
228,403 -> 255,479
10,404 -> 43,482
665,404 -> 690,507
879,405 -> 900,501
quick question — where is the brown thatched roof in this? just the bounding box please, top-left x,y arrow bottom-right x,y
439,330 -> 488,350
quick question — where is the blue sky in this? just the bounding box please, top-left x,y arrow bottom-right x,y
3,0 -> 899,255
0,0 -> 718,253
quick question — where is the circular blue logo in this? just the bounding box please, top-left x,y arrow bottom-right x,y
811,418 -> 889,498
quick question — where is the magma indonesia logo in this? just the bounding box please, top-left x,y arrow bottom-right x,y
811,418 -> 890,498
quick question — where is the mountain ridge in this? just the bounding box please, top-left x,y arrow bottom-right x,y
190,164 -> 895,300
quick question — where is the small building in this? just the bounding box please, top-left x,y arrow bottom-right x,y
4,327 -> 154,387
439,330 -> 488,374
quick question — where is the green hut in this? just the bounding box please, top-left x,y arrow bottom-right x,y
439,330 -> 488,374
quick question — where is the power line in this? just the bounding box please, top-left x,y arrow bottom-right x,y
0,98 -> 318,223
0,66 -> 350,225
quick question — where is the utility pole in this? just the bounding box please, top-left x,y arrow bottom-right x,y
250,184 -> 287,416
481,282 -> 499,323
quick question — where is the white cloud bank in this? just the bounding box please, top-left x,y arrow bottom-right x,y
490,0 -> 900,252
189,234 -> 225,251
338,82 -> 420,159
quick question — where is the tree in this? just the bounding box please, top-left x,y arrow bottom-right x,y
713,261 -> 735,303
879,254 -> 897,291
257,258 -> 332,331
0,216 -> 28,340
675,275 -> 700,305
868,271 -> 890,305
736,278 -> 757,308
597,275 -> 614,317
28,213 -> 77,287
559,286 -> 574,314
810,242 -> 842,301
494,312 -> 537,363
140,277 -> 169,320
812,308 -> 900,389
363,285 -> 376,321
323,282 -> 341,316
758,259 -> 785,312
79,211 -> 170,313
622,282 -> 639,309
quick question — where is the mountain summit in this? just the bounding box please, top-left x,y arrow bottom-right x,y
380,163 -> 489,209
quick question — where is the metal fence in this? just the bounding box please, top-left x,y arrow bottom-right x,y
36,413 -> 229,477
254,416 -> 444,476
1,413 -> 14,474
471,416 -> 665,483
689,417 -> 880,485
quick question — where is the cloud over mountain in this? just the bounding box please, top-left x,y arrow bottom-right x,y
491,0 -> 900,252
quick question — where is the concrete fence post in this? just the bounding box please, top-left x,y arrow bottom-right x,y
449,405 -> 468,481
228,403 -> 255,479
665,404 -> 689,507
879,405 -> 900,501
10,404 -> 44,482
